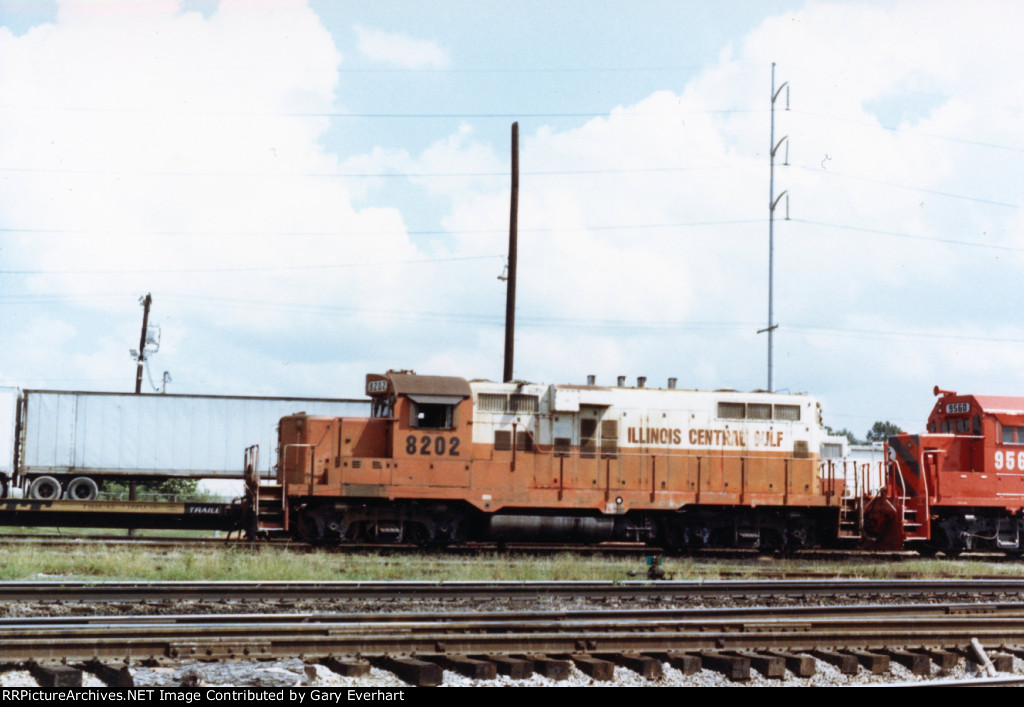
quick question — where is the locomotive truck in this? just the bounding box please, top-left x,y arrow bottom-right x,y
249,369 -> 862,551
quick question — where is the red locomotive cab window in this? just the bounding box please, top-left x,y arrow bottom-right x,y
1000,425 -> 1024,445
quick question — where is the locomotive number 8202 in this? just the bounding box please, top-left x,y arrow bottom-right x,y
405,434 -> 461,456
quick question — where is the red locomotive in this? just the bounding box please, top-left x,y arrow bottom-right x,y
248,369 -> 854,551
863,386 -> 1024,556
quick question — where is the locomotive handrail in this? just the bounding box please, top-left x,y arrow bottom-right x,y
243,445 -> 259,496
511,421 -> 516,472
918,448 -> 931,538
889,457 -> 908,503
886,455 -> 929,541
281,443 -> 316,496
820,459 -> 836,498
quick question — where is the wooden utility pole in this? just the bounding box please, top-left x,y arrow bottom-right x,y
503,122 -> 519,383
135,293 -> 152,395
130,293 -> 152,515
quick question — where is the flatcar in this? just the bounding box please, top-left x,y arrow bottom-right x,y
252,370 -> 856,551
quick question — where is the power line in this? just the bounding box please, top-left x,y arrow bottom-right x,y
792,165 -> 1021,208
0,104 -> 761,119
786,323 -> 1024,345
0,164 -> 748,179
0,254 -> 501,276
0,216 -> 1018,266
0,219 -> 762,241
1,288 -> 1022,348
790,109 -> 1024,154
333,63 -> 729,75
789,219 -> 1024,253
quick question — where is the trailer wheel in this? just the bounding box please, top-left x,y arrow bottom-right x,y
66,476 -> 99,502
28,475 -> 62,500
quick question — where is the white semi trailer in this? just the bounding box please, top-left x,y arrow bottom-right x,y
2,390 -> 369,501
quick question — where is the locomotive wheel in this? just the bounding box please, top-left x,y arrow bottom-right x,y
294,512 -> 325,544
662,518 -> 687,550
66,477 -> 99,502
934,520 -> 967,558
404,522 -> 431,547
28,476 -> 62,500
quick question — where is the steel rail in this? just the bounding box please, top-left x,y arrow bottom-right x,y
1,601 -> 1023,627
1,606 -> 1024,662
2,578 -> 1024,603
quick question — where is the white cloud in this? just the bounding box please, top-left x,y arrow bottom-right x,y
0,0 -> 445,392
354,25 -> 449,70
344,0 -> 1024,430
2,0 -> 1024,439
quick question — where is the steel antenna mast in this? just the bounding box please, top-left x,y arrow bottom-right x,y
760,63 -> 789,392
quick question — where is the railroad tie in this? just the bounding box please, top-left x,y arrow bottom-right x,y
810,649 -> 858,674
994,644 -> 1024,662
370,656 -> 443,688
990,646 -> 1023,672
424,654 -> 497,681
884,649 -> 931,676
697,652 -> 750,681
27,662 -> 82,688
848,649 -> 890,674
565,654 -> 615,681
318,656 -> 371,678
82,659 -> 134,687
475,654 -> 533,679
593,653 -> 664,680
519,655 -> 571,680
921,648 -> 961,672
724,651 -> 785,679
991,653 -> 1015,673
766,650 -> 816,678
660,652 -> 701,675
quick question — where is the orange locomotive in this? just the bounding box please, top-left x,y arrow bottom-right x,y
256,370 -> 848,550
864,387 -> 1024,556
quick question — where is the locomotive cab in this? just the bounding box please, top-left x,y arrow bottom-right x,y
366,371 -> 472,463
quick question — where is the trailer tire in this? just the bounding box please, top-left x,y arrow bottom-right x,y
28,475 -> 62,500
66,476 -> 99,502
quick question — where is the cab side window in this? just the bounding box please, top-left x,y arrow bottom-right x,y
412,402 -> 453,430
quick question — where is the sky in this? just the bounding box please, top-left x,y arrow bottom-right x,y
1,0 -> 1023,441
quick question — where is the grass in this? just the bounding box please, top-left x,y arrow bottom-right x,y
0,543 -> 1023,582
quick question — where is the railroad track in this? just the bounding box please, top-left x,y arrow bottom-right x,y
6,578 -> 1024,603
2,533 -> 1018,563
3,603 -> 1024,687
7,580 -> 1024,686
